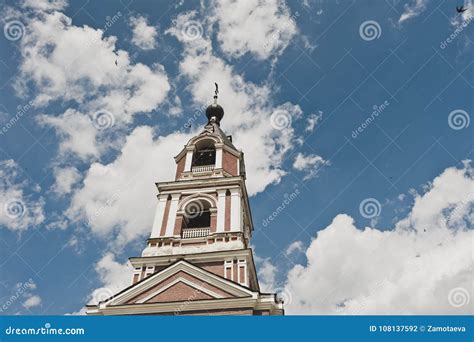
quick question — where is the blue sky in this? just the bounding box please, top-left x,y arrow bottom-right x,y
0,0 -> 472,315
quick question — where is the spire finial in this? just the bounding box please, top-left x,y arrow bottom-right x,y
214,82 -> 219,104
206,82 -> 224,124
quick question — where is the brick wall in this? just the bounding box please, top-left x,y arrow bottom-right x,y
222,150 -> 238,175
175,155 -> 186,179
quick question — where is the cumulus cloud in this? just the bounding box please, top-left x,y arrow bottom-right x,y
5,6 -> 170,161
66,127 -> 192,244
22,295 -> 42,309
211,0 -> 298,59
88,253 -> 131,305
21,0 -> 67,12
305,112 -> 322,132
284,162 -> 474,314
15,10 -> 169,121
129,15 -> 158,50
398,0 -> 429,23
256,256 -> 278,293
285,240 -> 304,256
293,152 -> 327,180
70,253 -> 131,315
0,160 -> 45,231
37,110 -> 103,161
51,166 -> 81,196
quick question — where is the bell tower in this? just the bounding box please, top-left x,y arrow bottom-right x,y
86,86 -> 283,316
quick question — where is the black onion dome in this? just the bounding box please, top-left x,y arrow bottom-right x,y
206,96 -> 224,124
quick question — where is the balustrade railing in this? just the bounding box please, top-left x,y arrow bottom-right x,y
181,227 -> 210,239
191,165 -> 214,172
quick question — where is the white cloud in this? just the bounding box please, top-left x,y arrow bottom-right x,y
129,15 -> 158,50
22,295 -> 42,309
1,5 -> 171,163
11,8 -> 169,129
167,11 -> 307,195
37,110 -> 103,161
398,0 -> 429,23
67,126 -> 192,244
284,162 -> 474,314
0,160 -> 45,231
70,253 -> 131,315
88,253 -> 131,304
211,0 -> 298,59
293,152 -> 326,180
21,0 -> 68,12
51,166 -> 81,196
285,240 -> 304,256
305,112 -> 322,132
256,257 -> 278,292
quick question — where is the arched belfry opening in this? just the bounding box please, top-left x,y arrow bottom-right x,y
192,139 -> 216,167
182,199 -> 211,229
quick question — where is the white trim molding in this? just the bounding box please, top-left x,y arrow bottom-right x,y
230,188 -> 242,232
150,195 -> 168,238
164,194 -> 180,237
216,190 -> 226,233
184,147 -> 194,172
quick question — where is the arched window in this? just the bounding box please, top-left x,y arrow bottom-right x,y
182,199 -> 211,229
192,139 -> 215,167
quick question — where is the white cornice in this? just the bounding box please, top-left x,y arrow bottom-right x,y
156,176 -> 244,191
89,295 -> 281,316
131,248 -> 253,266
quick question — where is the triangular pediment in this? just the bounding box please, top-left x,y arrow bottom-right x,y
141,279 -> 214,303
100,260 -> 256,308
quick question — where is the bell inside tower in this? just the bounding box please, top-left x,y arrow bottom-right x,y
192,139 -> 216,167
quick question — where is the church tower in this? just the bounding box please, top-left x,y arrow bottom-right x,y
86,87 -> 284,315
